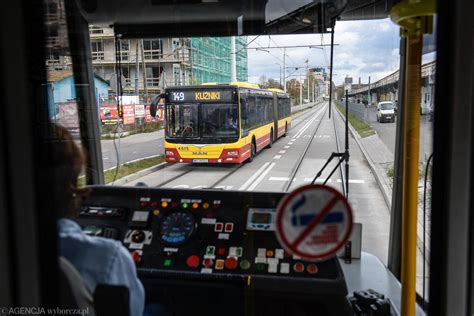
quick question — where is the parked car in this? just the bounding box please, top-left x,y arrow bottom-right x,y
376,101 -> 396,123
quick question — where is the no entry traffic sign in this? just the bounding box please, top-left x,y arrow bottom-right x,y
275,184 -> 353,261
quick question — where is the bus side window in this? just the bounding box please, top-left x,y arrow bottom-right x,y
241,95 -> 249,137
248,95 -> 256,129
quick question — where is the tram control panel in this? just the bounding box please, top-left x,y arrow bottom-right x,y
75,186 -> 354,315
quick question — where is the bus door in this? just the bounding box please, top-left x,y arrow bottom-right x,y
272,93 -> 278,141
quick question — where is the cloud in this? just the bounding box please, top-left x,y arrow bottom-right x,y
247,18 -> 402,85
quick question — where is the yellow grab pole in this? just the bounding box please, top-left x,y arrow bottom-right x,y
401,32 -> 422,316
390,1 -> 435,314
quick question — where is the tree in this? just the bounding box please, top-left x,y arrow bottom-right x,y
286,79 -> 302,104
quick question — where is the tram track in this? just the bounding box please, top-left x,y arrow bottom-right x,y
283,103 -> 347,195
151,103 -> 327,189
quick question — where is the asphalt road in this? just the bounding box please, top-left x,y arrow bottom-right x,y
101,130 -> 165,170
126,103 -> 391,264
344,102 -> 433,161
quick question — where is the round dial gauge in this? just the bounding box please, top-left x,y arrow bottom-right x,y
159,211 -> 195,245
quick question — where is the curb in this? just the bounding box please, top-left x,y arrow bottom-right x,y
111,161 -> 168,186
334,104 -> 393,210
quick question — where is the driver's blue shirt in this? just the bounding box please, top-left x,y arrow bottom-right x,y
58,218 -> 145,316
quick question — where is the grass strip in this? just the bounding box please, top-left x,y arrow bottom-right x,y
78,155 -> 165,186
335,102 -> 375,138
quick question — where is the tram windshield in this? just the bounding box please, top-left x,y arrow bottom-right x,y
41,0 -> 440,313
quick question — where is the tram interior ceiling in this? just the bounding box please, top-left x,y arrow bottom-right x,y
78,0 -> 395,37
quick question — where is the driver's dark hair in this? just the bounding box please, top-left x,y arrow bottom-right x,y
41,123 -> 89,218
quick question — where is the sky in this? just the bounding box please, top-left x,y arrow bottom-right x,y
246,18 -> 436,86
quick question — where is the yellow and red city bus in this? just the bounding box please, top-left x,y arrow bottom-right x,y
164,82 -> 291,163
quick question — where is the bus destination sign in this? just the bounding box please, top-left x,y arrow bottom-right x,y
167,89 -> 235,103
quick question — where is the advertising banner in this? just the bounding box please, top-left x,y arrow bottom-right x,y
57,102 -> 80,133
123,105 -> 135,125
100,105 -> 120,124
135,104 -> 146,118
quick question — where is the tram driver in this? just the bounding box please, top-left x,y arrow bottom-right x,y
45,124 -> 146,316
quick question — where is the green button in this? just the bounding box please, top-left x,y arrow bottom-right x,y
163,259 -> 172,267
236,247 -> 243,257
240,260 -> 251,270
182,203 -> 189,209
206,246 -> 215,255
256,263 -> 265,271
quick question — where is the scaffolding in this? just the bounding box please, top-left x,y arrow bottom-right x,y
191,37 -> 248,84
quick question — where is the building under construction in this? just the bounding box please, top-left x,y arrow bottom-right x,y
44,0 -> 248,101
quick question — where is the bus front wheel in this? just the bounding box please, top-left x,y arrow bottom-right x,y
248,139 -> 256,162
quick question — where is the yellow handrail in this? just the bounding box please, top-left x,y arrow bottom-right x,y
390,0 -> 435,315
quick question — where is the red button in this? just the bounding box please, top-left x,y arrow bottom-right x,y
307,264 -> 318,274
293,262 -> 304,273
151,201 -> 158,207
217,248 -> 225,255
224,223 -> 234,233
186,255 -> 200,268
225,257 -> 238,270
140,202 -> 148,207
203,258 -> 213,268
131,250 -> 141,264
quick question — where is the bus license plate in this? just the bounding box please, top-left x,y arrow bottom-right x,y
193,159 -> 208,163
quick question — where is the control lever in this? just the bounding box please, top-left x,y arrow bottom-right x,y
349,289 -> 392,316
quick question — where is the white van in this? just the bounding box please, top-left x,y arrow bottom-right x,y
376,101 -> 396,123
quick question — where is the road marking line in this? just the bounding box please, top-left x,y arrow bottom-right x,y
294,105 -> 327,138
248,162 -> 276,191
273,155 -> 282,159
269,177 -> 290,181
103,157 -> 109,160
284,146 -> 290,149
291,139 -> 297,141
336,179 -> 365,184
238,162 -> 270,191
214,185 -> 234,190
173,184 -> 189,188
279,150 -> 286,154
303,178 -> 332,183
288,142 -> 294,145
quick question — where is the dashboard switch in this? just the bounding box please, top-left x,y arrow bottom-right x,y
225,257 -> 238,270
203,258 -> 214,268
214,222 -> 223,232
224,223 -> 234,232
307,264 -> 318,274
293,262 -> 304,273
131,250 -> 142,264
186,255 -> 200,268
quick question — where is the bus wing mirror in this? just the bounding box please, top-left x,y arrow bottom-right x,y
150,94 -> 164,117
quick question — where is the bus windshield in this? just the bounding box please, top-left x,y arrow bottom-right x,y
201,103 -> 239,138
166,103 -> 199,138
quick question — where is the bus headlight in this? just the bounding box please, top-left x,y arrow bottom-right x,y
165,150 -> 174,156
227,151 -> 238,156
